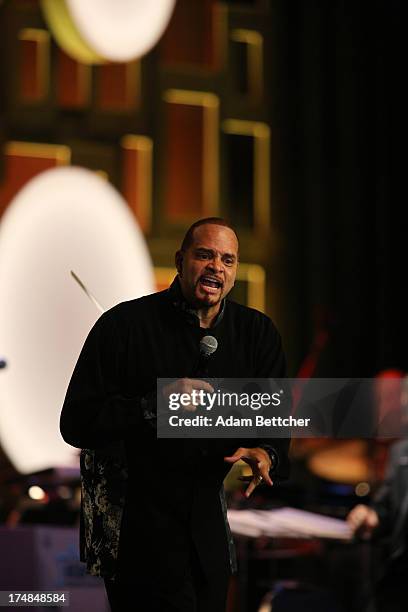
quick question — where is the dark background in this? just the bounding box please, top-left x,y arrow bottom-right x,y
270,0 -> 406,377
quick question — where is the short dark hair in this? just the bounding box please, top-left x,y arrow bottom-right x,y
180,217 -> 238,252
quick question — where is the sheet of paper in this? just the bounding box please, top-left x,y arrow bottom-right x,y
227,507 -> 352,540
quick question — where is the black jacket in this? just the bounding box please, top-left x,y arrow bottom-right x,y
60,280 -> 290,585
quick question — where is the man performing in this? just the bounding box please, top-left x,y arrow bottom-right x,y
60,217 -> 290,611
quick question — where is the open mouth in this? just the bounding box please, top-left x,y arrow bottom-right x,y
199,275 -> 223,291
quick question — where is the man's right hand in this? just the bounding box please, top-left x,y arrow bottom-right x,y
346,504 -> 380,539
161,378 -> 214,412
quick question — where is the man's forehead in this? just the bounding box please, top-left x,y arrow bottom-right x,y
191,224 -> 239,252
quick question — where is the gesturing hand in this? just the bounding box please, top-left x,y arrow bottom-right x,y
161,378 -> 214,412
224,447 -> 273,497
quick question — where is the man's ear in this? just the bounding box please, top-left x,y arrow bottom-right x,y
175,250 -> 183,276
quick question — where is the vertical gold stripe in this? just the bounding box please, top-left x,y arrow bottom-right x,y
213,3 -> 229,69
203,95 -> 219,217
125,60 -> 141,109
254,124 -> 270,233
76,61 -> 92,106
248,35 -> 263,101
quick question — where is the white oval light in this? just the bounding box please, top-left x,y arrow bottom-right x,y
0,166 -> 155,473
67,0 -> 176,61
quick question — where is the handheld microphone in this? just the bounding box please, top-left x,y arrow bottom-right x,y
200,335 -> 218,357
195,335 -> 218,377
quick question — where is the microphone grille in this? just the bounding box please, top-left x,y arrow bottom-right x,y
200,335 -> 218,356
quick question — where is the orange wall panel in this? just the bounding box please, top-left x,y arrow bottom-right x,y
0,143 -> 70,218
160,0 -> 222,70
164,103 -> 204,222
20,38 -> 38,100
96,62 -> 139,112
56,49 -> 90,108
121,136 -> 152,234
18,29 -> 50,103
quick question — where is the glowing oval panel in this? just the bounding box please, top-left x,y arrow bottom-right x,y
0,167 -> 155,473
41,0 -> 104,64
42,0 -> 176,63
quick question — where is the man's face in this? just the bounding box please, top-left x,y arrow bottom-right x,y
176,224 -> 238,309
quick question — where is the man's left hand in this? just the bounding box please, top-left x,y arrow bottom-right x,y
224,447 -> 273,497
